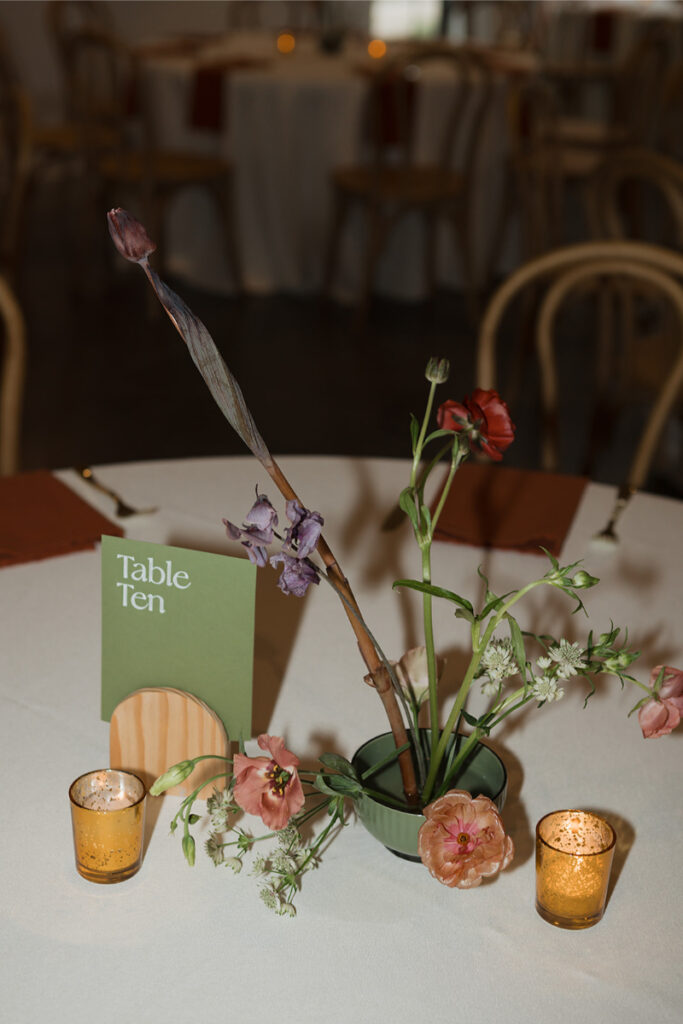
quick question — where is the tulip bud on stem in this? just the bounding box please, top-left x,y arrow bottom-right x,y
107,208 -> 419,805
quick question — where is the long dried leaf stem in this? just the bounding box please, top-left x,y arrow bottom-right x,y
138,256 -> 418,803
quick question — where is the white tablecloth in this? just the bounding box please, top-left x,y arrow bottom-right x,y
1,456 -> 682,1024
140,34 -> 510,299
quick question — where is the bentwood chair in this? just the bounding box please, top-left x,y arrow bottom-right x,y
323,46 -> 496,319
64,27 -> 242,289
500,35 -> 673,258
0,273 -> 27,475
586,148 -> 683,249
0,46 -> 32,284
28,2 -> 116,176
477,240 -> 683,493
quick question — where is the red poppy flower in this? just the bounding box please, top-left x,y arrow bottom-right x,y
232,734 -> 305,830
437,389 -> 515,461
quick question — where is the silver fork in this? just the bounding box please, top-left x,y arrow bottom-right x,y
592,483 -> 635,546
76,467 -> 159,518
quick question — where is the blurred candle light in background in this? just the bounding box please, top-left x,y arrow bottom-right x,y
536,810 -> 616,929
277,32 -> 296,55
368,38 -> 387,60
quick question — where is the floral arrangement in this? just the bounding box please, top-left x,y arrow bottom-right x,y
109,209 -> 682,915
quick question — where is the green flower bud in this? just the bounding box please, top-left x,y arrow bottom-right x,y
571,570 -> 599,589
425,357 -> 450,384
182,833 -> 196,866
149,759 -> 195,796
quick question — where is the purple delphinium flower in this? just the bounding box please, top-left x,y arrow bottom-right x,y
270,553 -> 320,597
284,500 -> 324,559
224,492 -> 278,568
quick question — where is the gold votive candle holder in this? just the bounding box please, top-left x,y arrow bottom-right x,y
536,810 -> 616,929
69,769 -> 146,884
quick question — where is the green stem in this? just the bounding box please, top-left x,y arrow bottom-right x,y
421,542 -> 440,765
317,569 -> 426,785
422,579 -> 545,803
411,380 -> 438,486
435,727 -> 483,797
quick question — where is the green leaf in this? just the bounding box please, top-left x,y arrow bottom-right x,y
409,413 -> 420,454
505,613 -> 527,682
313,773 -> 361,798
423,427 -> 458,447
420,504 -> 432,532
540,547 -> 560,572
182,833 -> 196,867
480,595 -> 504,618
398,488 -> 419,530
318,753 -> 358,780
454,606 -> 475,624
581,673 -> 597,708
392,577 -> 474,613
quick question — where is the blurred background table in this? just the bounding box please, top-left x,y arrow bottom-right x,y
139,30 -> 510,300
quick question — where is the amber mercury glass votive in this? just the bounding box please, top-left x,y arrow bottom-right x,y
536,810 -> 616,929
69,769 -> 146,884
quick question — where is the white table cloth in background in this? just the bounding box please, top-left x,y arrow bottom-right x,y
1,456 -> 682,1024
141,33 -> 510,300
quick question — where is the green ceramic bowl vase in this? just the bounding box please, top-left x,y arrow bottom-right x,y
352,730 -> 508,861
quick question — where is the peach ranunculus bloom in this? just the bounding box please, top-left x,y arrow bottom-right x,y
232,734 -> 305,830
418,790 -> 514,888
638,665 -> 683,738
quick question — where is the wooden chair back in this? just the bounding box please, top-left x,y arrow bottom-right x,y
0,32 -> 33,277
360,46 -> 495,181
0,274 -> 27,475
587,147 -> 683,249
61,26 -> 133,158
477,240 -> 683,491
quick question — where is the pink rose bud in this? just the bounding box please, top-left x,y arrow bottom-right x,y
107,207 -> 157,263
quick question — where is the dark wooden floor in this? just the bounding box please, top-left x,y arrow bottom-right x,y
13,176 -> 683,499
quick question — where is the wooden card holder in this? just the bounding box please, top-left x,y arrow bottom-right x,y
110,687 -> 230,799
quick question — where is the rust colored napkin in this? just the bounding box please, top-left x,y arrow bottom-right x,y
431,463 -> 588,557
0,471 -> 123,568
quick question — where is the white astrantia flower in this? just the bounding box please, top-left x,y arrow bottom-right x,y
531,675 -> 564,703
548,639 -> 587,680
537,655 -> 552,670
259,886 -> 279,911
481,638 -> 516,682
481,678 -> 500,697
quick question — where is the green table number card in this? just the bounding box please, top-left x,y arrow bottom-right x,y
101,535 -> 256,740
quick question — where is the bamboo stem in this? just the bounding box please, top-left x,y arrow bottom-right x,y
266,458 -> 419,804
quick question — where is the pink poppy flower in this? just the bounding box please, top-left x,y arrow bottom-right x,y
638,665 -> 683,738
232,734 -> 304,830
418,789 -> 514,889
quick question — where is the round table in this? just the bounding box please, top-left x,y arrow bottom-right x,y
2,456 -> 682,1024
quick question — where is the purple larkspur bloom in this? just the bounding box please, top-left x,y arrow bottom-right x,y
284,500 -> 323,559
223,492 -> 278,568
270,553 -> 319,597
